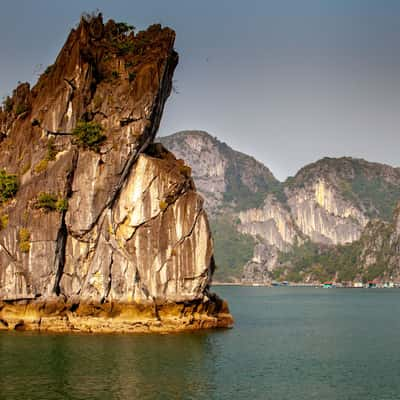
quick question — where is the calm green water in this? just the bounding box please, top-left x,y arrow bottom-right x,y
1,287 -> 400,400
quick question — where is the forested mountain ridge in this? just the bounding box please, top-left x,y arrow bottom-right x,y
161,131 -> 400,283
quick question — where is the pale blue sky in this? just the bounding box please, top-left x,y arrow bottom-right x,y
1,0 -> 400,180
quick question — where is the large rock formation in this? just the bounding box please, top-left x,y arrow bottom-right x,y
160,131 -> 400,283
349,204 -> 400,282
0,15 -> 232,332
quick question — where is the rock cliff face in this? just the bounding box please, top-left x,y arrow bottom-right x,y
238,196 -> 297,251
0,16 -> 232,332
241,242 -> 278,284
160,131 -> 281,215
353,205 -> 400,282
286,180 -> 367,245
161,131 -> 400,283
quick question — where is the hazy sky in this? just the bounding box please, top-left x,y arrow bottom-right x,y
1,0 -> 399,180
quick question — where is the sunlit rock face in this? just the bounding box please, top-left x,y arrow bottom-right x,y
61,148 -> 213,304
0,15 -> 233,332
238,196 -> 297,251
286,179 -> 368,245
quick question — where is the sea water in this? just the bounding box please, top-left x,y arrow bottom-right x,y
1,286 -> 400,400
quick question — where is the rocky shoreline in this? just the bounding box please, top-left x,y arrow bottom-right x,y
213,282 -> 400,288
0,295 -> 233,333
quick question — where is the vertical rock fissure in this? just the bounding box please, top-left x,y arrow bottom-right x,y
63,49 -> 179,238
53,150 -> 79,295
108,49 -> 178,211
102,253 -> 113,303
53,216 -> 67,296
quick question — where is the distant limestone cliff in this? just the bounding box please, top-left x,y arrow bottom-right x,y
161,130 -> 400,284
0,16 -> 232,332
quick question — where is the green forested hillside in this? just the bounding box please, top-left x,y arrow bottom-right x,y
210,216 -> 255,281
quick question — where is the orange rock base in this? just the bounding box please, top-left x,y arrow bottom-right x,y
0,295 -> 233,334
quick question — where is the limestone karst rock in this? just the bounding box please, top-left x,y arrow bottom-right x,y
0,15 -> 232,332
161,131 -> 400,283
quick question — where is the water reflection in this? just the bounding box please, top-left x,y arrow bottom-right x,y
0,331 -> 220,400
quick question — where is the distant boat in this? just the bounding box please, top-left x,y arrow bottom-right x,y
323,281 -> 333,288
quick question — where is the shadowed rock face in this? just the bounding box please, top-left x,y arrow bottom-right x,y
0,15 -> 232,332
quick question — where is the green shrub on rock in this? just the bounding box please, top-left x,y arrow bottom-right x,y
36,192 -> 68,212
72,121 -> 106,152
0,170 -> 18,203
0,214 -> 9,230
18,228 -> 31,253
15,103 -> 29,116
2,96 -> 12,112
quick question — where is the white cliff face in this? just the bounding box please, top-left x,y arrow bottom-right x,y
287,180 -> 368,245
161,132 -> 228,214
60,152 -> 213,303
185,135 -> 227,201
238,196 -> 297,251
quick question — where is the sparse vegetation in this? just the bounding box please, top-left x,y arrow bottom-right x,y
15,103 -> 29,116
44,65 -> 53,75
35,192 -> 68,212
2,96 -> 12,113
115,22 -> 135,35
46,138 -> 58,161
0,214 -> 9,230
72,121 -> 106,152
0,170 -> 18,203
55,197 -> 68,212
34,159 -> 49,174
18,228 -> 31,253
115,40 -> 136,56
